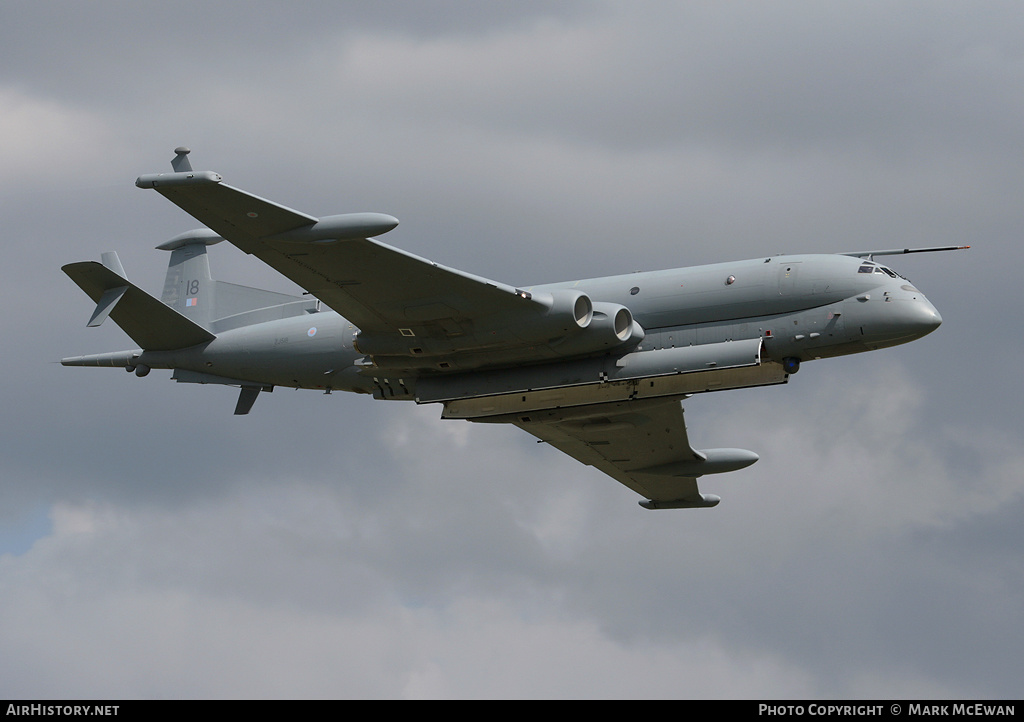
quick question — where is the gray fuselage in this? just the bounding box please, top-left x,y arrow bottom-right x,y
133,252 -> 940,400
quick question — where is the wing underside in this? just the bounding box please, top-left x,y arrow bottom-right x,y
474,397 -> 727,509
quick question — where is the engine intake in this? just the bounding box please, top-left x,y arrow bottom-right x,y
546,302 -> 644,358
518,289 -> 593,342
354,292 -> 642,362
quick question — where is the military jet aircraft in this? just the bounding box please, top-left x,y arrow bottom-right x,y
62,148 -> 965,509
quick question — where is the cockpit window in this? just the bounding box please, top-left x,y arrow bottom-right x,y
857,262 -> 908,280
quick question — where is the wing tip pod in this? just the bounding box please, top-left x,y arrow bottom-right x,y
135,147 -> 220,187
136,170 -> 223,189
640,494 -> 722,510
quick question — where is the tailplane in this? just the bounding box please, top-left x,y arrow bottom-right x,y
64,230 -> 317,352
62,147 -> 322,415
62,256 -> 214,351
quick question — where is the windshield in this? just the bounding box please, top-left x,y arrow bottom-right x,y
858,263 -> 908,281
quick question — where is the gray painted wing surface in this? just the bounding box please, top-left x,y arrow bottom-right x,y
243,236 -> 532,337
148,181 -> 536,338
489,397 -> 711,505
151,180 -> 318,238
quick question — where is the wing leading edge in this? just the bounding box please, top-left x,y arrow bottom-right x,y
472,397 -> 758,509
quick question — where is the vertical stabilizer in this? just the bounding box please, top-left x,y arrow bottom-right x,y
155,228 -> 317,331
157,229 -> 223,328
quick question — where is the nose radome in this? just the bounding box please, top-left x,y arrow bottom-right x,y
912,298 -> 942,336
856,293 -> 944,347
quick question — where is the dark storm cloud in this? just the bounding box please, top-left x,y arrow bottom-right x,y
0,1 -> 592,104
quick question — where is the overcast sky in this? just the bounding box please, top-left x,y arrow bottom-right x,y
2,1 -> 1022,699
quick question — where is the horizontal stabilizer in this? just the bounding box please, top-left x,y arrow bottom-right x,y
63,261 -> 215,351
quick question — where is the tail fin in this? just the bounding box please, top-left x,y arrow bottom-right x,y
157,229 -> 220,328
157,230 -> 316,332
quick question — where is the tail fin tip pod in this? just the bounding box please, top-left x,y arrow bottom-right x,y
155,228 -> 224,251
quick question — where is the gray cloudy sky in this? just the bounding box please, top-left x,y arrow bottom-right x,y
2,1 -> 1022,699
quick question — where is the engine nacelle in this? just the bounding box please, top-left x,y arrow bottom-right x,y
354,289 -> 594,357
590,302 -> 640,344
545,302 -> 644,358
514,289 -> 594,343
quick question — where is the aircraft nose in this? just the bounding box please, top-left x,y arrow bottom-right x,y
854,294 -> 943,348
903,297 -> 942,338
919,298 -> 942,329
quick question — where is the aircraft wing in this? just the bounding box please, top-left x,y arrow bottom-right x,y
474,396 -> 747,509
137,172 -> 538,342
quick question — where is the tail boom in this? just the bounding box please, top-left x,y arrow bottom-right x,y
61,350 -> 140,368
